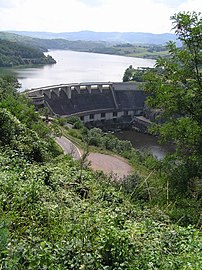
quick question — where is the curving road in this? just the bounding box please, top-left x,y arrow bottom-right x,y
56,136 -> 82,160
56,136 -> 132,180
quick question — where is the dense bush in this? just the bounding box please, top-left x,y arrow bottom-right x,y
83,128 -> 132,154
0,154 -> 201,269
0,76 -> 61,160
0,108 -> 47,162
0,136 -> 201,268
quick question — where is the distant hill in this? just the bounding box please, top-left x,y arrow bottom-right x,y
8,30 -> 177,45
0,31 -> 171,60
0,31 -> 108,54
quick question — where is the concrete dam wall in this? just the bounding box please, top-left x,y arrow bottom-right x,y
27,82 -> 147,124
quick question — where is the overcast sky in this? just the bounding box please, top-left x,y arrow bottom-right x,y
0,0 -> 201,33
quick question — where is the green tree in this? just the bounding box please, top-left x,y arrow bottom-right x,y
123,65 -> 134,82
123,65 -> 150,82
144,11 -> 202,194
0,39 -> 56,67
0,75 -> 60,159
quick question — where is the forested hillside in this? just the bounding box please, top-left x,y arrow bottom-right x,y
0,39 -> 56,67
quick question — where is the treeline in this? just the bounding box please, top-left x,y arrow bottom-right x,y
0,39 -> 56,67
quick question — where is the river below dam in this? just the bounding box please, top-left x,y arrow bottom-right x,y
3,49 -> 172,158
115,129 -> 174,159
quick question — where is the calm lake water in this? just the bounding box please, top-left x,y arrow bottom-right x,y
10,50 -> 155,91
6,50 -> 171,158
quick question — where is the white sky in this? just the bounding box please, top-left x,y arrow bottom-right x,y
0,0 -> 201,33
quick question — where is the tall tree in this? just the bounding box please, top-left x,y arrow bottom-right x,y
144,11 -> 202,194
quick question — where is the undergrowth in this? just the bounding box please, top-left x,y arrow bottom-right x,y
0,152 -> 202,269
0,78 -> 201,269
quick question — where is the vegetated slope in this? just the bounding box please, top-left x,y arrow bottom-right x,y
0,39 -> 56,67
0,31 -> 108,54
0,75 -> 202,269
1,151 -> 202,269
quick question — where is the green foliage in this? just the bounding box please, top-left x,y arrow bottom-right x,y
0,108 -> 47,162
56,117 -> 68,126
123,65 -> 150,82
0,153 -> 202,269
0,39 -> 56,67
73,120 -> 84,129
144,11 -> 202,193
83,128 -> 132,154
123,65 -> 134,82
121,173 -> 141,195
0,75 -> 61,160
0,75 -> 39,127
66,115 -> 82,125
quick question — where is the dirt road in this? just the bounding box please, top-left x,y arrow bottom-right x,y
56,136 -> 132,179
88,152 -> 132,180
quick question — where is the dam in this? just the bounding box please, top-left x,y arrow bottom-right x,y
26,81 -> 147,125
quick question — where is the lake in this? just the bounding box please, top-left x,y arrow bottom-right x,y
9,50 -> 155,91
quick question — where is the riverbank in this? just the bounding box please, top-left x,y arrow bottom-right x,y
115,129 -> 174,159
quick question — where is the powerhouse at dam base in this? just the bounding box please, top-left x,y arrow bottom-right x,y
26,81 -> 151,130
